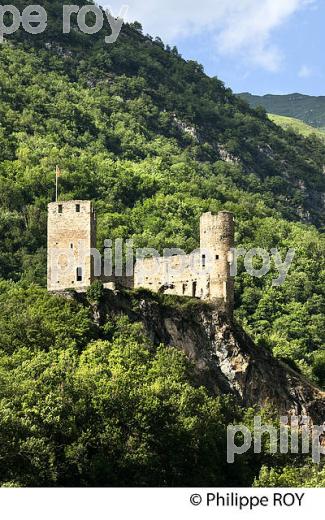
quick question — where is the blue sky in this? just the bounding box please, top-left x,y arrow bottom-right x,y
106,0 -> 325,96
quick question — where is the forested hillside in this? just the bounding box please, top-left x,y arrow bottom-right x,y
0,0 -> 324,486
239,92 -> 325,130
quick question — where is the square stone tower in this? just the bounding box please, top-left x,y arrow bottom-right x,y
47,200 -> 96,292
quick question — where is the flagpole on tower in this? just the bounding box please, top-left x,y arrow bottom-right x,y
55,165 -> 61,202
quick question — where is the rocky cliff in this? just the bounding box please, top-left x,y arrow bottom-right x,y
88,289 -> 325,423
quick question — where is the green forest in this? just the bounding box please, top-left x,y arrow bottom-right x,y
239,92 -> 325,130
0,0 -> 324,486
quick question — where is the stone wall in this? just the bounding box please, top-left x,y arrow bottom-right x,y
134,211 -> 235,312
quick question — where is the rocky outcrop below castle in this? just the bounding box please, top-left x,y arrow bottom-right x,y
84,289 -> 325,423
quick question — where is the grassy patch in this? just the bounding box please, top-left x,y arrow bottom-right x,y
269,113 -> 325,141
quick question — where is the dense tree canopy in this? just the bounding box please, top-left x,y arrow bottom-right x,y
0,0 -> 324,486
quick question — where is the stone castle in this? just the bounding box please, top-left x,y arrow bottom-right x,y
47,200 -> 235,312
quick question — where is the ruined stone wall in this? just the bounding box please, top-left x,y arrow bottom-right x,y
134,253 -> 209,298
47,200 -> 96,291
134,211 -> 235,311
102,274 -> 135,291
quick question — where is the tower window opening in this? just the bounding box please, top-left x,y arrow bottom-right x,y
215,255 -> 219,260
192,281 -> 197,298
58,204 -> 63,214
76,204 -> 80,213
76,267 -> 83,282
202,254 -> 206,269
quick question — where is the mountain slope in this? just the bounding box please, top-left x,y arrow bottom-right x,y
2,1 -> 325,231
239,92 -> 325,129
1,281 -> 323,487
269,113 -> 325,141
96,288 -> 325,421
0,1 -> 324,387
0,1 -> 324,487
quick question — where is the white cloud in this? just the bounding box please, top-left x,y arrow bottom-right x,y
105,0 -> 315,72
298,65 -> 313,78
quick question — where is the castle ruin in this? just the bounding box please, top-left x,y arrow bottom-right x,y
47,201 -> 235,312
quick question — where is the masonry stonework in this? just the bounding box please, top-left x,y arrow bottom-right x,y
47,200 -> 96,291
47,201 -> 235,313
134,211 -> 234,311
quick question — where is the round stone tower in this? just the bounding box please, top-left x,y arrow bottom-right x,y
200,211 -> 235,313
